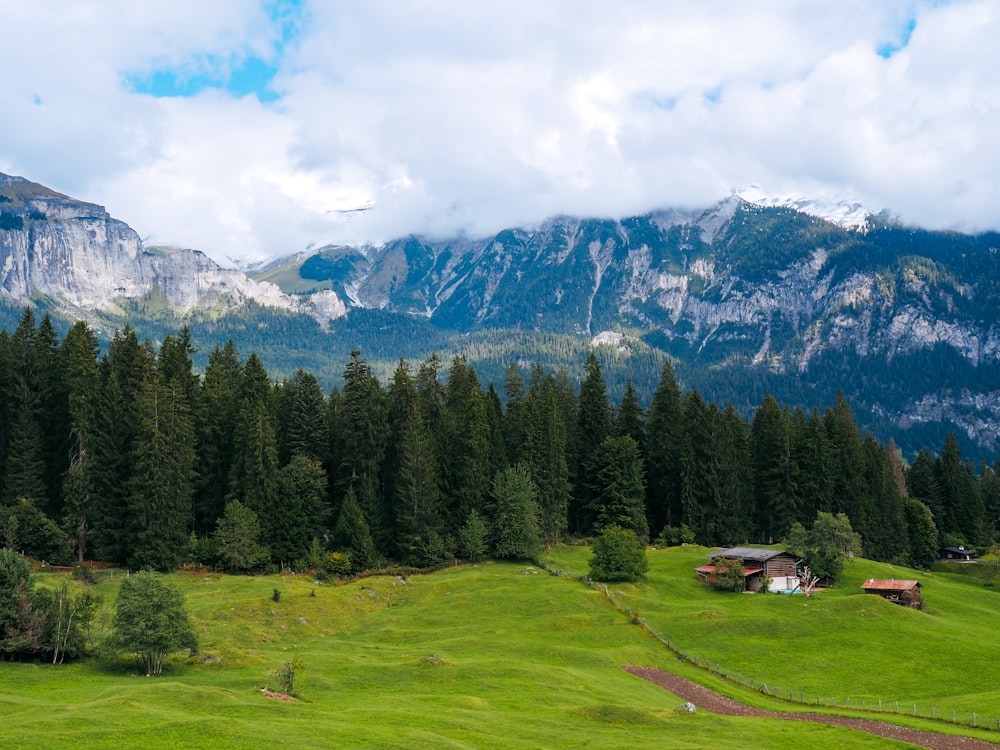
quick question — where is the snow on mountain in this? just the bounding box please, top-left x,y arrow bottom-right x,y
737,185 -> 874,229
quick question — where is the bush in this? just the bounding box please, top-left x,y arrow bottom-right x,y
588,526 -> 648,582
323,551 -> 352,577
711,556 -> 745,592
110,572 -> 196,676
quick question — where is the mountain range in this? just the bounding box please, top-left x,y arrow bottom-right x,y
2,170 -> 999,461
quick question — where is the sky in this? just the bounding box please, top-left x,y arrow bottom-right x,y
1,1 -> 998,266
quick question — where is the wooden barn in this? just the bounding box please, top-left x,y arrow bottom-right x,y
861,578 -> 922,608
696,547 -> 802,592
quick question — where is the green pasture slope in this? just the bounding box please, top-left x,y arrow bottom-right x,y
0,559 -> 994,749
544,546 -> 1000,725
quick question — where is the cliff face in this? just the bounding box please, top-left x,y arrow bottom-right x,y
278,202 -> 1000,375
0,173 -> 347,324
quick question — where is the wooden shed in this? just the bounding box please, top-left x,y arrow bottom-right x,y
861,578 -> 922,608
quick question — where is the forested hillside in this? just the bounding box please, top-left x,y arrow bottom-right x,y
1,309 -> 996,575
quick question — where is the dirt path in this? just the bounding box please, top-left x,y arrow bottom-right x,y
625,666 -> 999,750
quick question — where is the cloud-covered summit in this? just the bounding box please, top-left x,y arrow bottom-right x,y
2,1 -> 997,265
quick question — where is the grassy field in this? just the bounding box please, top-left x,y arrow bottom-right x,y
1,557 -> 997,748
542,545 -> 1000,721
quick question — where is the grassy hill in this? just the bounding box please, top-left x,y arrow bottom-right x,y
2,557 -> 998,748
543,546 -> 1000,720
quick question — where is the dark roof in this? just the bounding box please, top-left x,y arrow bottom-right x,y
695,564 -> 765,576
861,579 -> 921,592
940,546 -> 975,556
709,547 -> 800,562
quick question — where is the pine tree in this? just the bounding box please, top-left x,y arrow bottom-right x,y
644,360 -> 683,534
213,500 -> 270,572
339,350 -> 387,495
193,342 -> 242,534
58,321 -> 100,562
441,356 -> 491,534
589,436 -> 648,543
861,435 -> 908,562
614,377 -> 644,446
128,370 -> 196,571
794,408 -> 833,523
332,486 -> 379,572
824,392 -> 872,546
490,464 -> 541,559
907,449 -> 942,523
90,327 -> 152,563
680,391 -> 723,545
503,362 -> 528,466
380,359 -> 417,551
3,309 -> 47,507
526,377 -> 571,545
279,369 -> 329,464
751,395 -> 800,542
936,432 -> 989,545
273,455 -> 328,566
230,396 -> 281,533
393,402 -> 444,564
716,404 -> 753,545
573,353 -> 611,533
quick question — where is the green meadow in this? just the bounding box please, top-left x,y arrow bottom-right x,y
543,546 -> 1000,721
0,554 -> 997,749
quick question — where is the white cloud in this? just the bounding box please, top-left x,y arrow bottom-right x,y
1,0 -> 997,264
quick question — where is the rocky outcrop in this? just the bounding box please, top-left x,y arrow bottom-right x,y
0,173 -> 347,326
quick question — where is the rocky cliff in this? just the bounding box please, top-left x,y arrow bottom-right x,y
0,172 -> 346,324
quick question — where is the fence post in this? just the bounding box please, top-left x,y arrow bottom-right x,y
913,704 -> 916,716
878,699 -> 882,712
895,701 -> 899,713
973,712 -> 976,727
931,706 -> 935,719
953,709 -> 956,723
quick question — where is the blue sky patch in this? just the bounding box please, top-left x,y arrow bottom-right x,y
877,17 -> 916,58
126,0 -> 301,102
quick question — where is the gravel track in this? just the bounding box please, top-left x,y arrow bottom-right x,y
625,666 -> 999,750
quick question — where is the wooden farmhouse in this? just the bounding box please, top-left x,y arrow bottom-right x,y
861,578 -> 922,608
695,547 -> 802,592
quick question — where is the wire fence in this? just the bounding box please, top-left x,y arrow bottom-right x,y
533,559 -> 1000,733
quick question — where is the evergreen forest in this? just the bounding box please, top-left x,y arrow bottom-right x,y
1,308 -> 998,581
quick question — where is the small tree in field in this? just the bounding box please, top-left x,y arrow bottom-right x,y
111,572 -> 196,676
711,556 -> 745,592
588,526 -> 648,582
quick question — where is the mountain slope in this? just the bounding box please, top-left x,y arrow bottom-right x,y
2,170 -> 999,459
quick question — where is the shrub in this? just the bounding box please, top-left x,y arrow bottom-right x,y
588,526 -> 648,582
323,551 -> 352,577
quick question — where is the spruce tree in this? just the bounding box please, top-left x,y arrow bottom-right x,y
193,342 -> 242,533
526,378 -> 571,545
614,377 -> 644,446
128,370 -> 196,571
589,436 -> 649,543
573,353 -> 611,534
58,321 -> 100,562
751,395 -> 800,542
393,402 -> 444,564
273,455 -> 328,567
332,486 -> 379,572
644,360 -> 683,534
90,327 -> 151,563
490,464 -> 541,560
